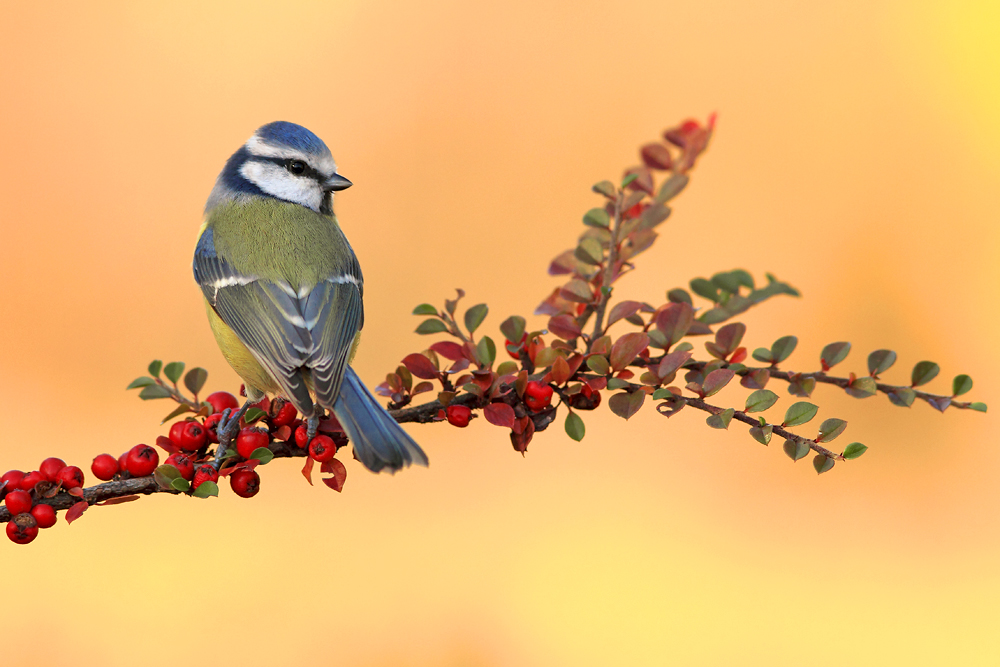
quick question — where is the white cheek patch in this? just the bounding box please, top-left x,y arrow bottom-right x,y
240,161 -> 322,211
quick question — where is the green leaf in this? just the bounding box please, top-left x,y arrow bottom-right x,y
561,279 -> 594,303
170,478 -> 191,492
500,316 -> 526,343
608,391 -> 645,420
745,389 -> 779,413
816,418 -> 847,443
575,237 -> 604,265
243,407 -> 266,424
163,362 -> 185,384
867,349 -> 897,376
820,342 -> 850,370
666,288 -> 692,305
586,355 -> 610,375
910,361 -> 940,387
477,336 -> 497,367
620,173 -> 639,188
969,402 -> 988,412
415,319 -> 449,335
160,403 -> 192,424
845,376 -> 877,398
655,173 -> 689,203
813,454 -> 835,474
706,407 -> 734,430
652,388 -> 675,400
842,442 -> 868,460
464,304 -> 489,335
689,277 -> 720,303
249,447 -> 274,465
139,385 -> 172,400
565,412 -> 586,441
749,423 -> 772,445
153,464 -> 181,489
496,360 -> 519,376
583,207 -> 610,228
412,303 -> 438,316
783,439 -> 810,462
592,181 -> 616,198
184,367 -> 208,396
782,401 -> 818,427
702,369 -> 735,397
952,374 -> 973,396
711,271 -> 743,294
148,360 -> 163,378
751,348 -> 773,363
126,377 -> 157,389
770,336 -> 798,363
888,387 -> 916,407
192,480 -> 219,499
606,378 -> 629,390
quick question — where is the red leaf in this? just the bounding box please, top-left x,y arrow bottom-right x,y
654,302 -> 694,345
640,143 -> 673,170
65,501 -> 89,525
729,347 -> 747,364
155,435 -> 180,455
430,341 -> 465,361
548,249 -> 577,276
301,457 -> 315,486
535,287 -> 574,317
67,486 -> 84,498
318,415 -> 343,433
609,332 -> 650,373
403,353 -> 439,380
449,358 -> 470,373
95,495 -> 140,506
585,376 -> 608,391
273,425 -> 292,442
551,355 -> 572,385
484,403 -> 516,429
607,300 -> 644,327
321,459 -> 348,492
548,314 -> 582,340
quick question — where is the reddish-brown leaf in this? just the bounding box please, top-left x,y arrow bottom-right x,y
548,314 -> 582,340
657,349 -> 693,380
301,457 -> 315,486
273,425 -> 292,442
67,486 -> 84,498
551,355 -> 572,385
623,166 -> 654,194
412,381 -> 434,395
430,341 -> 465,361
321,459 -> 347,492
484,403 -> 516,429
402,353 -> 439,380
548,249 -> 577,276
155,435 -> 180,455
95,495 -> 140,506
640,143 -> 673,170
535,287 -> 574,317
607,300 -> 644,328
608,391 -> 645,420
609,332 -> 650,373
654,302 -> 694,345
65,501 -> 89,525
559,279 -> 594,304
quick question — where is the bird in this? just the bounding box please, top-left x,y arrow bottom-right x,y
193,121 -> 428,473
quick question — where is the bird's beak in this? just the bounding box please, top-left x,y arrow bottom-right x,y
323,173 -> 353,192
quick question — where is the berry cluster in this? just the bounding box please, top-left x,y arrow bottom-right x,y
2,457 -> 87,544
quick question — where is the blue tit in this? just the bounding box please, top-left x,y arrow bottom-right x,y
193,121 -> 427,473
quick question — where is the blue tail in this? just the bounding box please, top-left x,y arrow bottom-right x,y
333,366 -> 428,473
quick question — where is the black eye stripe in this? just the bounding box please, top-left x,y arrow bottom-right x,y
256,155 -> 324,182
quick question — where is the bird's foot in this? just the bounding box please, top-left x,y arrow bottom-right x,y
214,401 -> 252,467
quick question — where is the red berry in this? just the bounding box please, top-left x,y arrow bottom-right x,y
30,504 -> 57,529
203,413 -> 223,443
230,469 -> 260,498
178,421 -> 207,452
236,427 -> 269,459
1,470 -> 24,497
118,452 -> 129,475
39,457 -> 66,483
57,466 -> 85,489
6,515 -> 38,544
294,424 -> 309,449
164,453 -> 195,481
125,445 -> 159,477
446,404 -> 472,428
308,434 -> 336,462
192,464 -> 219,490
91,454 -> 119,481
18,471 -> 44,493
271,400 -> 297,427
4,490 -> 32,516
168,421 -> 186,446
205,391 -> 240,414
523,381 -> 554,412
504,333 -> 529,360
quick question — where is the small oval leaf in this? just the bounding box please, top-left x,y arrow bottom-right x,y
783,401 -> 818,427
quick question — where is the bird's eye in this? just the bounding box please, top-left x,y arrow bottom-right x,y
287,160 -> 307,175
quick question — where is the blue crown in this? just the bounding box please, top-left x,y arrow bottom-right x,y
255,121 -> 330,156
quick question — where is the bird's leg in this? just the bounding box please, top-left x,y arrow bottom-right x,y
214,400 -> 253,467
305,405 -> 323,448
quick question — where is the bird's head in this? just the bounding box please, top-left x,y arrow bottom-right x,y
205,121 -> 352,215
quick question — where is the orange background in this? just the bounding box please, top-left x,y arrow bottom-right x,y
2,2 -> 999,665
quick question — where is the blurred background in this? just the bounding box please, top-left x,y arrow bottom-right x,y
1,1 -> 998,665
